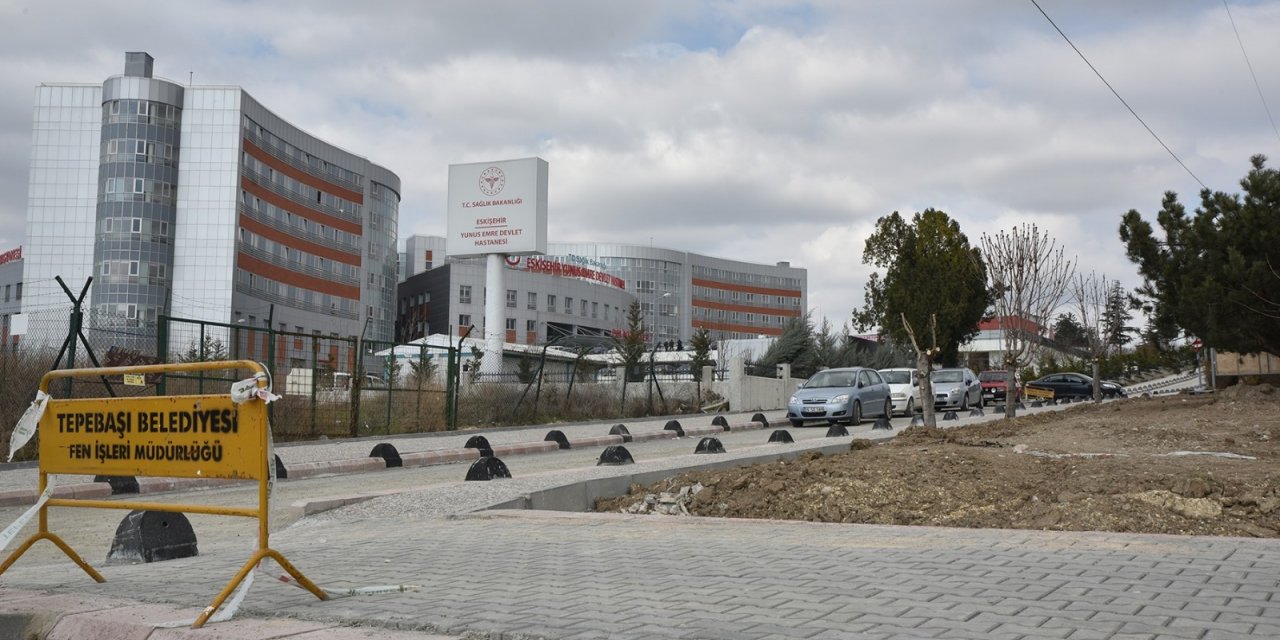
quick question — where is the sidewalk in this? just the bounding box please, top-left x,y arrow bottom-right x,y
6,403 -> 1276,639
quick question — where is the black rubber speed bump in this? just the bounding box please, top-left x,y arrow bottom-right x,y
465,435 -> 494,457
711,415 -> 729,430
369,443 -> 402,468
751,413 -> 770,428
94,475 -> 139,495
108,510 -> 198,563
609,424 -> 633,443
943,411 -> 958,421
694,437 -> 725,454
544,430 -> 571,449
768,430 -> 794,443
597,445 -> 635,466
274,454 -> 288,479
969,407 -> 985,417
909,414 -> 925,427
465,456 -> 511,481
664,420 -> 685,438
871,417 -> 892,430
825,424 -> 849,437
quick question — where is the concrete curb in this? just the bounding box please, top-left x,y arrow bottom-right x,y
0,417 -> 779,507
0,587 -> 458,639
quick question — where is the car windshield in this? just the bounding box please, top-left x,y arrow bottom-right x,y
880,370 -> 911,384
931,370 -> 962,383
805,371 -> 855,388
979,371 -> 1008,382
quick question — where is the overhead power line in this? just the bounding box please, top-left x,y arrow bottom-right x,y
1029,0 -> 1207,190
1223,0 -> 1280,148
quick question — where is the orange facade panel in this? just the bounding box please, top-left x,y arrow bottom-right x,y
239,214 -> 361,267
691,277 -> 801,299
241,177 -> 363,236
237,252 -> 360,300
243,138 -> 364,204
691,299 -> 802,317
693,319 -> 784,336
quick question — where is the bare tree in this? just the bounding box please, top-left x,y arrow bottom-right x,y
900,313 -> 941,428
981,224 -> 1076,417
1071,271 -> 1119,402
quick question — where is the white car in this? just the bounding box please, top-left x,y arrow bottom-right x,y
878,367 -> 922,416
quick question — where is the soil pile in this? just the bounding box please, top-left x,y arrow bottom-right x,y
596,389 -> 1280,537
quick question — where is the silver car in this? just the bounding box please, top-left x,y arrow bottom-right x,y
787,367 -> 891,427
931,367 -> 982,410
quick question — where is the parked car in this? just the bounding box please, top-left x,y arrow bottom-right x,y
1026,372 -> 1126,400
787,367 -> 891,427
978,370 -> 1021,406
878,367 -> 922,416
931,367 -> 982,410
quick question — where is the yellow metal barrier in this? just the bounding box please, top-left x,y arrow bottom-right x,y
1024,385 -> 1055,400
0,360 -> 326,628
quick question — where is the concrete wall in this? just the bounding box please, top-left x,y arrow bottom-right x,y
710,357 -> 800,412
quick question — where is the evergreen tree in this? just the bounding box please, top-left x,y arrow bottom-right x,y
1120,155 -> 1280,354
1101,280 -> 1134,348
759,313 -> 819,378
1052,313 -> 1087,348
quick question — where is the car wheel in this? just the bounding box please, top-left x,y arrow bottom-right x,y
790,419 -> 803,428
959,394 -> 968,411
850,401 -> 862,426
904,398 -> 914,417
883,398 -> 892,418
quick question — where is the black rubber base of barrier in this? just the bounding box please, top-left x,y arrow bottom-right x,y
825,424 -> 849,437
544,430 -> 570,450
871,417 -> 892,431
994,404 -> 1006,414
94,475 -> 139,495
711,415 -> 729,430
768,430 -> 794,443
943,411 -> 958,421
609,424 -> 632,443
108,510 -> 198,564
465,456 -> 512,481
1016,402 -> 1026,410
694,437 -> 726,454
369,443 -> 402,468
969,407 -> 985,417
664,420 -> 684,438
465,435 -> 494,458
274,454 -> 288,479
909,415 -> 925,427
1031,400 -> 1044,408
751,413 -> 770,428
597,445 -> 635,466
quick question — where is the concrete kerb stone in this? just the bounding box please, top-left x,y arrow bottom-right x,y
0,414 -> 788,507
486,440 -> 854,512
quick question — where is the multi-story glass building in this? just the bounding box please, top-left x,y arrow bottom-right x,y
22,52 -> 400,353
398,235 -> 807,345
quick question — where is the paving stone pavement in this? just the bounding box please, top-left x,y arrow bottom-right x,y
4,506 -> 1279,639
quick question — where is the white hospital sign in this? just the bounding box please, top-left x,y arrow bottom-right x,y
447,157 -> 548,257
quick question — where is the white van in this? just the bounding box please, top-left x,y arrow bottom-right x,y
878,368 -> 922,416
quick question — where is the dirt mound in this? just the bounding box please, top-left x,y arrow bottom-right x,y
1218,382 -> 1278,403
596,395 -> 1280,537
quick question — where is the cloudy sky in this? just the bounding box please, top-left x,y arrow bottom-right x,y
1,1 -> 1278,332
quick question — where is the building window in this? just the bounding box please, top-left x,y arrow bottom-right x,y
14,283 -> 20,300
505,318 -> 516,331
527,292 -> 537,310
547,294 -> 556,312
580,299 -> 588,316
592,302 -> 598,319
128,261 -> 139,276
458,314 -> 472,327
564,297 -> 573,315
526,319 -> 536,331
506,289 -> 517,308
459,285 -> 472,304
